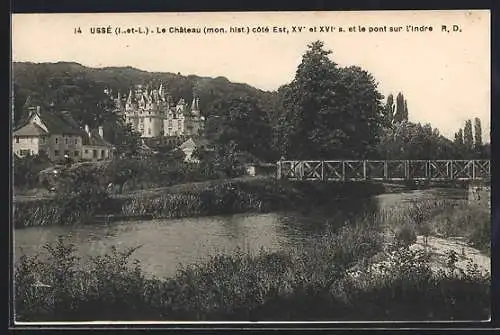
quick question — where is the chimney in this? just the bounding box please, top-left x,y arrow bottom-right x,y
98,126 -> 104,138
84,124 -> 90,136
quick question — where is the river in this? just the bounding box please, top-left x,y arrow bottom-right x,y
13,187 -> 467,279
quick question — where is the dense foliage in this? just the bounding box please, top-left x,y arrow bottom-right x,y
13,153 -> 52,189
453,118 -> 489,159
204,96 -> 275,161
274,41 -> 384,159
376,121 -> 458,159
376,93 -> 489,160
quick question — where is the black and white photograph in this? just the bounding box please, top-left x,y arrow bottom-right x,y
11,10 -> 491,323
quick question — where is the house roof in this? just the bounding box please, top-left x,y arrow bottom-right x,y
179,138 -> 196,150
13,123 -> 48,137
15,108 -> 113,148
27,109 -> 87,136
82,129 -> 113,147
179,137 -> 211,150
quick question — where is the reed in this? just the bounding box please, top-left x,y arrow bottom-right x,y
13,192 -> 113,228
14,178 -> 310,227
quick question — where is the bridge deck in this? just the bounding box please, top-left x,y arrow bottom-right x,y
276,160 -> 490,182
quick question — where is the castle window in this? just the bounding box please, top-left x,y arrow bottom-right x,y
64,150 -> 70,156
15,137 -> 19,143
54,150 -> 60,156
148,128 -> 151,135
74,151 -> 79,157
149,117 -> 152,122
20,149 -> 31,156
55,137 -> 59,144
65,138 -> 69,144
85,149 -> 88,154
75,139 -> 78,144
93,150 -> 97,158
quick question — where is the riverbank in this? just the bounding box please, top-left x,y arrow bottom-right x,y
14,199 -> 490,321
14,177 -> 386,228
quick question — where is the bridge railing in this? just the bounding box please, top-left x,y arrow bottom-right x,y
276,160 -> 490,182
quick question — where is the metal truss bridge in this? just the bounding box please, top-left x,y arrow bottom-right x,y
276,160 -> 491,182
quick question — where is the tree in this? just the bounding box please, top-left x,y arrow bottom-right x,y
454,128 -> 464,147
393,92 -> 406,123
277,40 -> 384,159
463,119 -> 474,154
403,99 -> 409,121
482,143 -> 491,159
452,128 -> 465,159
105,117 -> 142,158
474,117 -> 483,155
383,93 -> 395,126
201,140 -> 245,178
276,41 -> 339,159
207,96 -> 274,161
377,121 -> 457,160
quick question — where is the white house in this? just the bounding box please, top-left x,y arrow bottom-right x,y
81,125 -> 114,161
178,137 -> 213,163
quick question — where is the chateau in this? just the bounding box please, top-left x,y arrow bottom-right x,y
113,83 -> 205,139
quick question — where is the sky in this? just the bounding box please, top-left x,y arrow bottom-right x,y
11,10 -> 491,142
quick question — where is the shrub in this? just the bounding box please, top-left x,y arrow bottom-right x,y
13,154 -> 52,189
394,223 -> 417,248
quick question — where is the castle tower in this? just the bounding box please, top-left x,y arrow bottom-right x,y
190,96 -> 200,116
158,82 -> 165,102
126,89 -> 132,106
176,98 -> 185,113
115,91 -> 124,113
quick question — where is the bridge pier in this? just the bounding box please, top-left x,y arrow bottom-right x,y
467,180 -> 490,208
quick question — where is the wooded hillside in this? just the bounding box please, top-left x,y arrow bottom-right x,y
12,61 -> 278,128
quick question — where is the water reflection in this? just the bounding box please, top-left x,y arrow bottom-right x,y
14,187 -> 468,278
274,197 -> 380,241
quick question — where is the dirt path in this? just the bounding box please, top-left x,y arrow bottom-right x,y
13,175 -> 270,202
113,175 -> 269,199
410,235 -> 490,275
348,234 -> 491,280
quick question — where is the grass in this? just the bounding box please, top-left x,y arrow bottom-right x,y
14,202 -> 491,322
